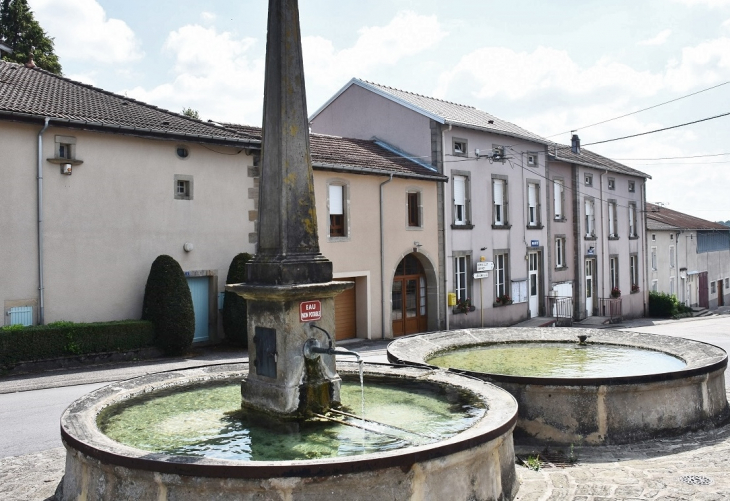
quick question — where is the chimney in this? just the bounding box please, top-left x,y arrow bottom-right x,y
25,52 -> 36,68
571,132 -> 580,154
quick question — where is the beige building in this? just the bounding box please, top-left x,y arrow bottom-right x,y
1,61 -> 445,342
646,203 -> 730,309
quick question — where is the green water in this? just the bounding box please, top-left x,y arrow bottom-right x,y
428,343 -> 686,378
98,379 -> 484,461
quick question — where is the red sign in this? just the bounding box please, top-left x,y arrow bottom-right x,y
300,300 -> 322,322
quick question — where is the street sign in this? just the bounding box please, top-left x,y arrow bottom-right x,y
476,261 -> 494,271
473,272 -> 489,279
300,300 -> 322,322
530,240 -> 540,247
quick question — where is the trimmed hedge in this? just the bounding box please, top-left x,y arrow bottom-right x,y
141,255 -> 195,356
0,320 -> 154,370
648,291 -> 692,318
222,252 -> 253,347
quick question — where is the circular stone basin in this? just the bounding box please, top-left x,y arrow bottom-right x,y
388,328 -> 730,446
60,362 -> 519,501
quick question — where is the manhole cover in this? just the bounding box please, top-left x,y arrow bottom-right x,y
679,475 -> 713,485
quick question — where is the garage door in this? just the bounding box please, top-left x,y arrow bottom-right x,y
334,279 -> 356,340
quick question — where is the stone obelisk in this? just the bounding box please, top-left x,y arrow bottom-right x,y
227,0 -> 352,418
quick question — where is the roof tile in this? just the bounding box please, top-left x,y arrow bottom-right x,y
646,203 -> 729,230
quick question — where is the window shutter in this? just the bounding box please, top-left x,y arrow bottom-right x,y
329,185 -> 343,215
609,203 -> 615,236
528,184 -> 537,207
493,179 -> 503,205
454,176 -> 466,205
554,180 -> 562,217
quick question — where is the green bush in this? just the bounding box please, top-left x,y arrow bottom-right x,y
141,255 -> 195,355
222,252 -> 253,347
0,320 -> 154,370
648,291 -> 681,318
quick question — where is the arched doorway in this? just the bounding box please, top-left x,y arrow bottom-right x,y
392,254 -> 427,336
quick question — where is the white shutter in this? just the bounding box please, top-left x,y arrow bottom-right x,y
629,204 -> 635,236
609,203 -> 615,236
454,176 -> 466,205
329,185 -> 343,215
528,184 -> 537,207
553,179 -> 563,218
493,179 -> 503,205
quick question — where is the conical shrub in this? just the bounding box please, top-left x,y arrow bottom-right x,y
222,252 -> 253,346
141,255 -> 195,355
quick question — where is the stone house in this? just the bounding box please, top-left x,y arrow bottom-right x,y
546,140 -> 650,321
1,60 -> 445,342
646,203 -> 730,309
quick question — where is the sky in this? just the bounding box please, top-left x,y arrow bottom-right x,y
26,0 -> 730,222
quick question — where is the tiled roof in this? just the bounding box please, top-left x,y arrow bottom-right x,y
0,60 -> 256,146
223,123 -> 447,181
646,203 -> 729,231
310,78 -> 549,145
549,144 -> 651,179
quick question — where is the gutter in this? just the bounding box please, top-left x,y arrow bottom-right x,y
379,174 -> 393,339
37,117 -> 50,325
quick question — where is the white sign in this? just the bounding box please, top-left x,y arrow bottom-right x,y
476,261 -> 494,272
473,272 -> 489,279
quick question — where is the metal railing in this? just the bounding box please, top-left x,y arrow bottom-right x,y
599,297 -> 622,323
546,296 -> 573,326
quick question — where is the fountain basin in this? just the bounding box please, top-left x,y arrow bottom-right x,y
388,328 -> 729,445
59,362 -> 519,501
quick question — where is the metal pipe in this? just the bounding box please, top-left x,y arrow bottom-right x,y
37,118 -> 50,325
379,174 -> 393,339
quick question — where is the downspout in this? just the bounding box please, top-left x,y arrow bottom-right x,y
379,173 -> 393,339
599,169 -> 607,303
642,180 -> 649,316
37,118 -> 50,325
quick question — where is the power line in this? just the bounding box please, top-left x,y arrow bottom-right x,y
583,111 -> 730,146
614,152 -> 730,160
545,80 -> 730,138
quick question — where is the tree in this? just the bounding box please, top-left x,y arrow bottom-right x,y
141,255 -> 195,356
182,107 -> 200,119
222,253 -> 253,346
0,0 -> 61,74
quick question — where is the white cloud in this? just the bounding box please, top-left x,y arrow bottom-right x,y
303,11 -> 447,91
124,25 -> 263,124
29,0 -> 143,63
639,29 -> 672,46
664,37 -> 730,90
672,0 -> 730,7
201,12 -> 216,23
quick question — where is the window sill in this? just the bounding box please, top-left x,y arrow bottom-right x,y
47,157 -> 84,166
451,224 -> 475,230
406,226 -> 424,231
554,266 -> 568,271
608,236 -> 620,241
629,235 -> 639,240
452,306 -> 476,314
526,224 -> 544,230
493,301 -> 514,307
584,235 -> 597,241
553,217 -> 567,223
328,236 -> 351,242
630,289 -> 640,294
491,224 -> 512,230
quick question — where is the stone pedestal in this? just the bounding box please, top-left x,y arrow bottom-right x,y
227,281 -> 353,417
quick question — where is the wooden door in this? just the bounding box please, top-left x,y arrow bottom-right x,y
334,279 -> 356,340
699,272 -> 709,308
392,255 -> 427,336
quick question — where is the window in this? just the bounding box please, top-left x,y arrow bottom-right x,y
452,173 -> 471,226
328,183 -> 347,237
176,146 -> 189,159
711,281 -> 717,294
407,191 -> 422,228
609,256 -> 619,290
527,182 -> 540,227
726,278 -> 729,289
670,234 -> 674,240
630,254 -> 638,290
652,234 -> 656,241
453,138 -> 467,157
629,203 -> 637,237
652,280 -> 658,292
553,178 -> 564,220
608,178 -> 615,190
555,236 -> 566,268
608,201 -> 618,238
629,181 -> 636,193
174,174 -> 193,200
651,247 -> 657,270
55,135 -> 76,160
584,198 -> 595,237
526,152 -> 538,167
454,255 -> 470,301
492,145 -> 506,162
495,252 -> 509,298
670,277 -> 675,296
492,176 -> 508,226
669,246 -> 675,268
585,173 -> 593,187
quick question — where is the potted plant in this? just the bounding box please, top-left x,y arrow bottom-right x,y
631,284 -> 640,294
454,297 -> 473,314
495,294 -> 513,306
610,287 -> 621,298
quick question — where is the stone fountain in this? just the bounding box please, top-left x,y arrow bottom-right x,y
57,2 -> 520,499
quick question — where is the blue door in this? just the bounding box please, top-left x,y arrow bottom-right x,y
187,277 -> 209,343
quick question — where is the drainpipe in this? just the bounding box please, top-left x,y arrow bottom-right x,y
599,169 -> 607,303
641,181 -> 648,316
37,118 -> 50,325
379,174 -> 393,339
